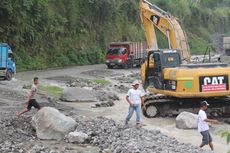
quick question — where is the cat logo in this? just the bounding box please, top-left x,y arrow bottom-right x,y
203,76 -> 224,85
199,75 -> 228,92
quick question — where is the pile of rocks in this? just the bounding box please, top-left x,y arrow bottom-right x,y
81,69 -> 122,77
73,117 -> 212,153
95,91 -> 119,102
91,100 -> 115,108
114,72 -> 141,84
67,78 -> 107,90
0,116 -> 35,143
0,116 -> 36,152
0,87 -> 26,100
46,76 -> 107,90
110,84 -> 129,93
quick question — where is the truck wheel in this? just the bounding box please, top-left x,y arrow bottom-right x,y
123,61 -> 132,69
5,70 -> 13,81
107,65 -> 113,69
123,63 -> 128,69
143,104 -> 159,118
140,59 -> 145,66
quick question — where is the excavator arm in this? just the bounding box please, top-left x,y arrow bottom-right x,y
140,0 -> 191,62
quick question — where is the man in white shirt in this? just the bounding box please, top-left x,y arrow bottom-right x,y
125,80 -> 145,128
198,101 -> 218,151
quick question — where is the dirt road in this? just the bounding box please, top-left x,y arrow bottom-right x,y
3,64 -> 230,152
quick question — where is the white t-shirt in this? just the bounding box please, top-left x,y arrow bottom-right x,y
31,84 -> 38,100
127,88 -> 144,105
198,109 -> 209,132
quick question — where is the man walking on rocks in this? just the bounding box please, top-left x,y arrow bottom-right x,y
125,80 -> 145,128
198,101 -> 218,151
17,77 -> 46,117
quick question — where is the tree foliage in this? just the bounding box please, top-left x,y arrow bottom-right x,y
0,0 -> 230,70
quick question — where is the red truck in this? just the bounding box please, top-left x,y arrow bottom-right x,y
105,42 -> 147,69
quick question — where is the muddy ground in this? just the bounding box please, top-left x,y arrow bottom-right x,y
0,64 -> 229,153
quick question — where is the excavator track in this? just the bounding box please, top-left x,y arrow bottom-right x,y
143,94 -> 230,118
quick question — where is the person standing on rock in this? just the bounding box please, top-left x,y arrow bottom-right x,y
17,77 -> 46,117
125,80 -> 145,128
198,101 -> 218,151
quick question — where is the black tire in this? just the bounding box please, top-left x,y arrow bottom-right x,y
123,59 -> 132,69
139,59 -> 145,66
5,70 -> 13,81
107,65 -> 113,69
143,103 -> 159,118
122,63 -> 128,69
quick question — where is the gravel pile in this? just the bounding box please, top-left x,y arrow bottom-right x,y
95,91 -> 120,101
74,117 -> 212,153
114,72 -> 141,84
0,116 -> 36,153
0,87 -> 26,100
0,116 -> 35,144
91,100 -> 115,108
107,84 -> 129,93
81,69 -> 122,77
46,76 -> 95,88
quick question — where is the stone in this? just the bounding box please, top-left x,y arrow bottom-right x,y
60,87 -> 98,102
176,111 -> 198,129
67,131 -> 88,143
91,100 -> 115,108
95,91 -> 119,101
32,107 -> 77,140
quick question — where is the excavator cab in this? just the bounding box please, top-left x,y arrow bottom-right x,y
145,49 -> 181,89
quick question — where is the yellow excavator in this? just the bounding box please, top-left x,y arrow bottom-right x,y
140,0 -> 230,117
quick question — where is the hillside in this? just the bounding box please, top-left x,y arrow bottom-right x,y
0,0 -> 230,70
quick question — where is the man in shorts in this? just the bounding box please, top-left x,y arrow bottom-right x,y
17,77 -> 46,117
198,101 -> 218,151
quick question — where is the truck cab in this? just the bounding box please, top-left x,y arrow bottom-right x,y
105,43 -> 129,69
105,42 -> 146,69
0,43 -> 16,80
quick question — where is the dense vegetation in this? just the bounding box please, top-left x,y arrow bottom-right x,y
0,0 -> 230,70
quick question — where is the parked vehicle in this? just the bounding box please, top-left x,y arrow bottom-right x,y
105,42 -> 147,69
0,43 -> 16,80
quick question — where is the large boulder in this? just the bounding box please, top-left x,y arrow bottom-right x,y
176,112 -> 198,129
60,87 -> 97,102
32,107 -> 77,140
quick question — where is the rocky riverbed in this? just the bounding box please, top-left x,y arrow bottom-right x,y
1,64 -> 229,153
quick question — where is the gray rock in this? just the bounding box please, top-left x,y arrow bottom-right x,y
176,112 -> 198,129
67,131 -> 88,143
60,87 -> 98,102
32,107 -> 77,140
91,100 -> 115,108
95,91 -> 119,101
